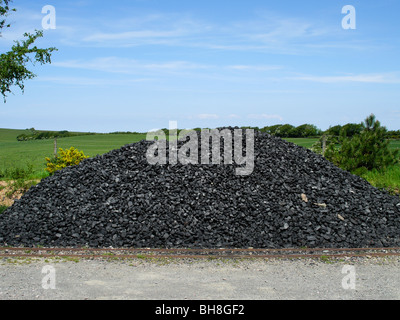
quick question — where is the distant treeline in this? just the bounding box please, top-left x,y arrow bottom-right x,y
188,124 -> 353,138
17,123 -> 400,141
386,130 -> 400,139
238,123 -> 399,139
157,125 -> 322,138
17,128 -> 96,141
108,131 -> 143,135
188,123 -> 400,139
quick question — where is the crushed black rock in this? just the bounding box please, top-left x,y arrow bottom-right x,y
0,128 -> 399,249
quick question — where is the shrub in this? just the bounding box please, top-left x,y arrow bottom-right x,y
324,114 -> 399,175
8,165 -> 34,180
17,129 -> 95,141
0,165 -> 34,180
45,147 -> 89,175
310,134 -> 338,155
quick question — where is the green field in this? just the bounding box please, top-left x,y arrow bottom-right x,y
283,138 -> 318,149
389,139 -> 400,151
0,128 -> 147,178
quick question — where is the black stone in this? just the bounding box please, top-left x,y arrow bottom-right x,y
0,128 -> 399,249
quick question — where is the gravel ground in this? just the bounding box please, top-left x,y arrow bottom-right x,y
0,256 -> 399,300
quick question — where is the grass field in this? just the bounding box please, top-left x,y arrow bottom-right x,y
0,128 -> 147,178
0,128 -> 399,195
284,138 -> 318,149
389,139 -> 400,151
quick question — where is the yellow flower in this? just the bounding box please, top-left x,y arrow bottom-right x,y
45,146 -> 89,175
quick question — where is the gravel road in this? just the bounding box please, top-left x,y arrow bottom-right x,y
0,256 -> 399,300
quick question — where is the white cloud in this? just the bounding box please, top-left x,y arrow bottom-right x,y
0,5 -> 376,56
35,76 -> 152,86
52,57 -> 285,80
290,73 -> 400,84
83,30 -> 185,42
248,19 -> 321,43
47,9 -> 350,55
226,65 -> 282,71
52,57 -> 210,74
77,13 -> 213,48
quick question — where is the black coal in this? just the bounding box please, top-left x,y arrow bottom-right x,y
1,128 -> 399,249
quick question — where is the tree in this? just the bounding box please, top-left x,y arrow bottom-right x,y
324,125 -> 342,137
340,122 -> 364,137
324,114 -> 399,175
275,124 -> 296,138
261,124 -> 282,135
0,0 -> 57,101
295,124 -> 322,137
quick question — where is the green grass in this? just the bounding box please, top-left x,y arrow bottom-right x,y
0,129 -> 29,143
284,137 -> 319,148
0,128 -> 147,178
361,165 -> 400,194
389,139 -> 400,151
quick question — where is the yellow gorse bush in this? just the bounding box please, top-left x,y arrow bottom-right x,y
45,147 -> 89,175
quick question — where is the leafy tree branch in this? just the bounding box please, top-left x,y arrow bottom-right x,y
0,0 -> 57,102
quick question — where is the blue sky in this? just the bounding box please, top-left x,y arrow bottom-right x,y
1,0 -> 399,132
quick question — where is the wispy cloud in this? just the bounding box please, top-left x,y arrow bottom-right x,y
226,65 -> 282,71
52,57 -> 210,74
247,18 -> 327,43
52,57 -> 284,81
52,9 -> 352,55
35,76 -> 152,86
290,73 -> 400,84
83,30 -> 185,42
77,13 -> 213,48
0,4 -> 380,57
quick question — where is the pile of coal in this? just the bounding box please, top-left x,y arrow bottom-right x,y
0,128 -> 399,249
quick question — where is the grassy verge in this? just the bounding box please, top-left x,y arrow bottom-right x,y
361,165 -> 400,195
